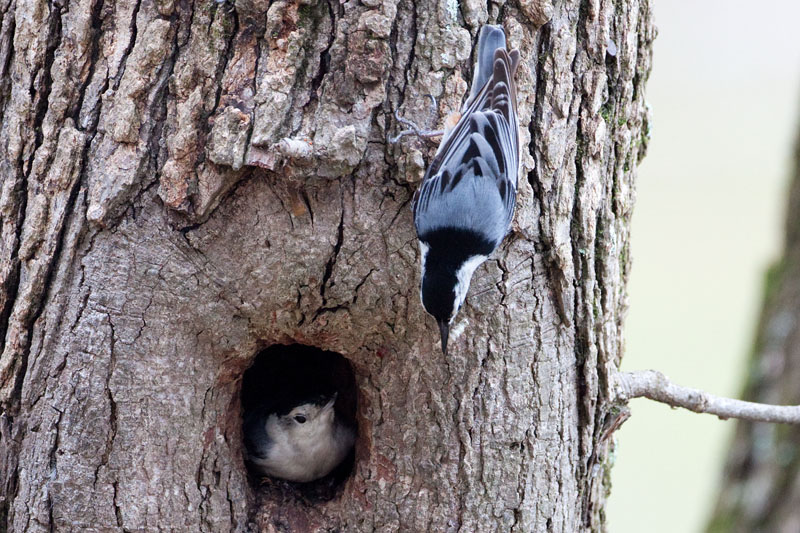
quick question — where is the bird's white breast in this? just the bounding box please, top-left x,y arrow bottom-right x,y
251,415 -> 354,482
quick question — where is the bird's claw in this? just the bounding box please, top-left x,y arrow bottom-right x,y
388,95 -> 444,144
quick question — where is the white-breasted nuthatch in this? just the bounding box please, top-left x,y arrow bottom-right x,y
243,392 -> 356,482
412,25 -> 520,353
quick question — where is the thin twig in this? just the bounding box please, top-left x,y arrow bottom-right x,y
614,369 -> 800,425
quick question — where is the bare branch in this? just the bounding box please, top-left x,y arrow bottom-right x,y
614,369 -> 800,425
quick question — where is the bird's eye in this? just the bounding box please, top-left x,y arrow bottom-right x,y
293,415 -> 307,424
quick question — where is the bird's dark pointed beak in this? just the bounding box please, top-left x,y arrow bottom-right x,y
323,393 -> 338,410
438,319 -> 450,355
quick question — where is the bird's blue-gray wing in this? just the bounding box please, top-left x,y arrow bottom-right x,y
413,37 -> 520,246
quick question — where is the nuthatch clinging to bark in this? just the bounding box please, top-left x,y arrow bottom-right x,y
412,25 -> 520,354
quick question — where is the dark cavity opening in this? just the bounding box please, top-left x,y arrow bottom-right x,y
241,344 -> 357,500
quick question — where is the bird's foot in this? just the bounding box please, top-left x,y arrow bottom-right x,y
388,95 -> 444,143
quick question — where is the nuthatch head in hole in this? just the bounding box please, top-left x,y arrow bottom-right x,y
243,392 -> 355,483
412,24 -> 520,354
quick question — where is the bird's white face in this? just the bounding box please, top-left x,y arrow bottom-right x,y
257,395 -> 353,482
451,254 -> 488,321
275,397 -> 336,443
419,240 -> 487,321
418,241 -> 430,276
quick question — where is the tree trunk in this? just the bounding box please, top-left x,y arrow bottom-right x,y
0,0 -> 653,531
706,113 -> 800,533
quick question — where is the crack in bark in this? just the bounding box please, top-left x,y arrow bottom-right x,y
318,202 -> 345,306
4,164 -> 86,414
351,268 -> 375,304
112,0 -> 142,91
0,0 -> 16,128
302,0 -> 336,115
93,312 -> 119,493
272,186 -> 296,230
383,0 -> 419,166
26,4 -> 62,175
300,189 -> 314,226
69,285 -> 90,334
105,16 -> 180,220
196,385 -> 216,529
387,194 -> 412,227
526,22 -> 551,191
295,285 -> 307,326
0,222 -> 22,359
203,2 -> 239,148
72,0 -> 106,129
111,480 -> 126,530
0,4 -> 55,360
566,6 -> 606,526
46,407 -> 64,533
6,128 -> 97,415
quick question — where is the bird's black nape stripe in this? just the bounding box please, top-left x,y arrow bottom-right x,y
419,227 -> 496,268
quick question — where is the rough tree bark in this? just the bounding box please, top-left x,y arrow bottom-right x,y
706,109 -> 800,533
0,0 -> 653,531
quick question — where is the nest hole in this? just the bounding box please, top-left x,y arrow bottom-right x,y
241,344 -> 357,501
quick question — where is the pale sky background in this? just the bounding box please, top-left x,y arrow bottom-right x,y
609,2 -> 800,532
